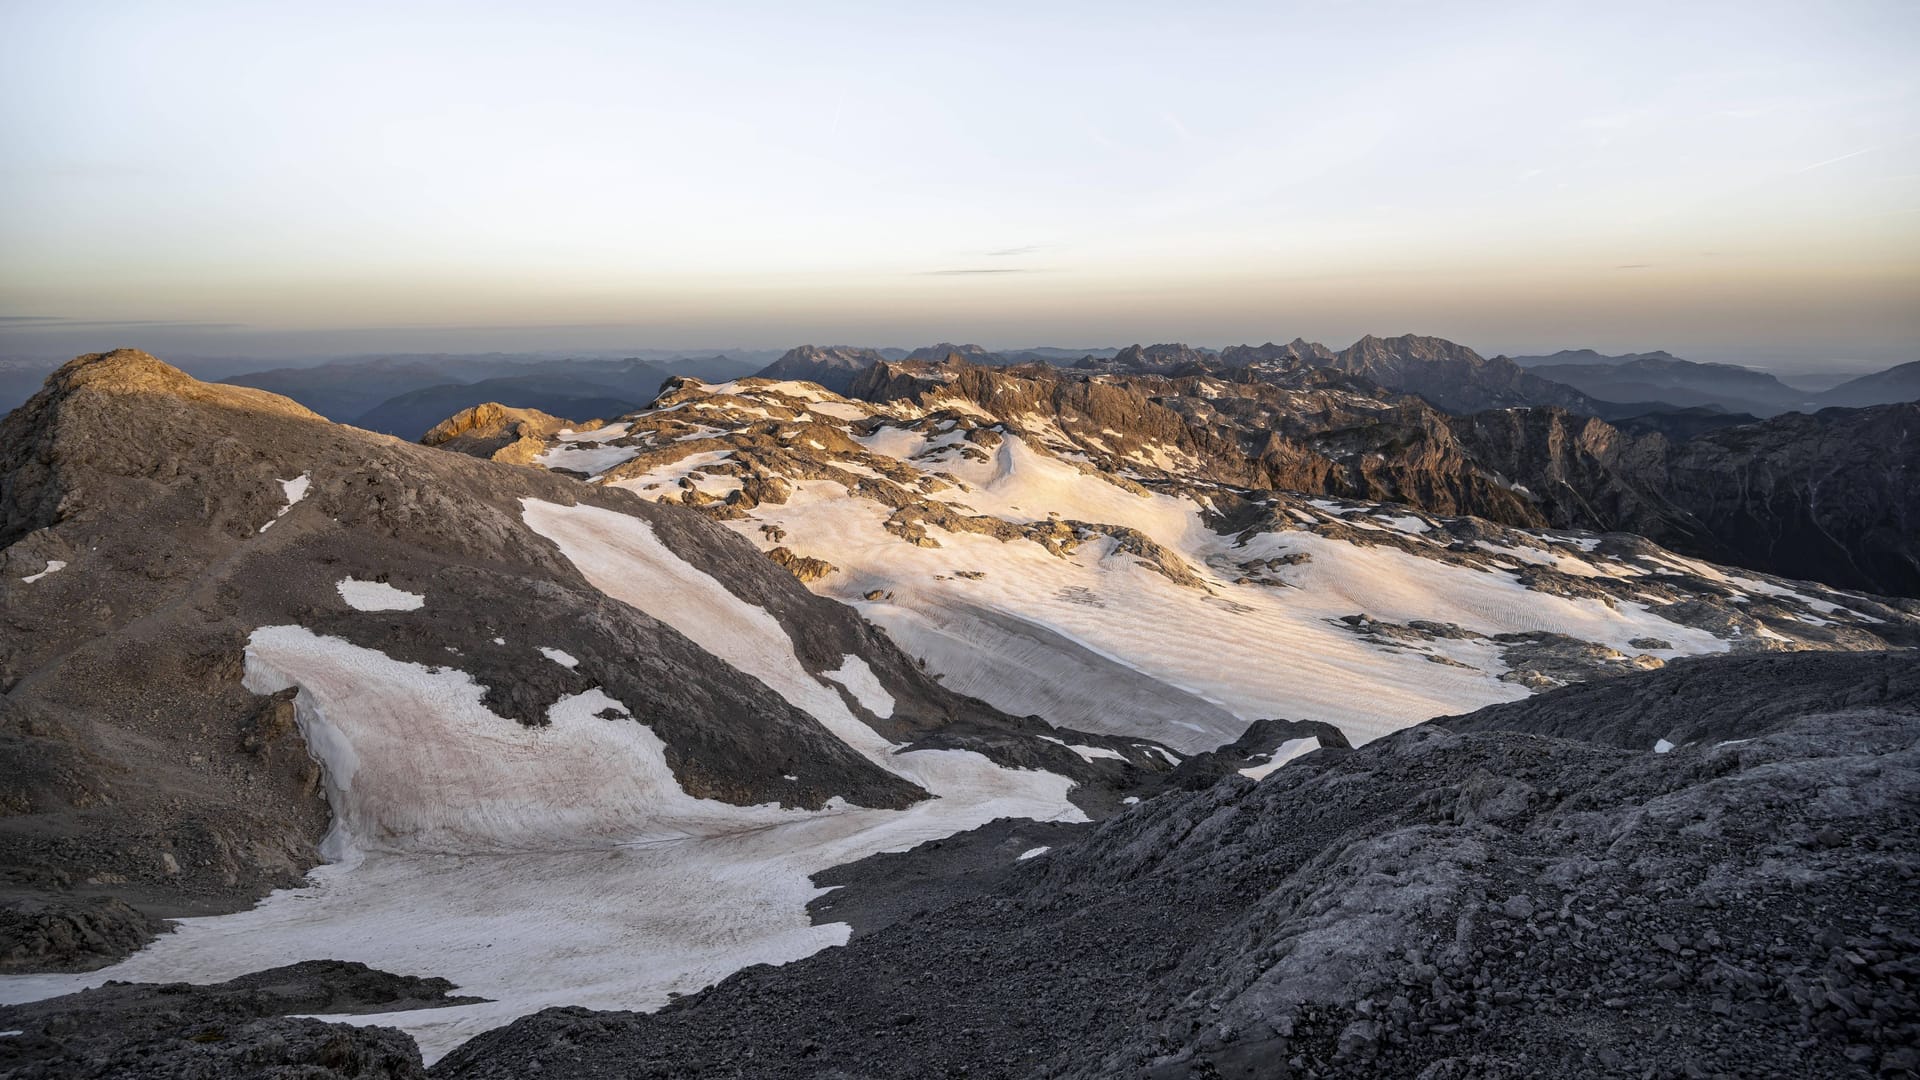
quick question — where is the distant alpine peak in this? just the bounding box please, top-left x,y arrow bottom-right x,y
752,345 -> 892,393
903,342 -> 998,363
1340,333 -> 1488,364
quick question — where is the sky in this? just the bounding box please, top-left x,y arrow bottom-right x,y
2,0 -> 1916,369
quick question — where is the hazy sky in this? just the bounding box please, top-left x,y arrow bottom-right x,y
3,0 -> 1916,368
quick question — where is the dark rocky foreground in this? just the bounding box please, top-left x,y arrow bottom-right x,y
424,651 -> 1917,1079
0,960 -> 475,1078
3,653 -> 1915,1078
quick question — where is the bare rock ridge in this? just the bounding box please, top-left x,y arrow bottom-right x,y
0,350 -> 1166,972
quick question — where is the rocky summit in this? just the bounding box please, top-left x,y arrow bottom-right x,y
0,346 -> 1914,1080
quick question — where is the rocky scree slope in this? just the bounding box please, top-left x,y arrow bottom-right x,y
0,350 -> 1165,973
432,648 -> 1920,1079
0,960 -> 473,1079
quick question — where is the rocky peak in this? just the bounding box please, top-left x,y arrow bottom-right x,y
903,342 -> 999,364
1094,343 -> 1214,373
753,345 -> 891,394
420,402 -> 578,465
1218,340 -> 1338,368
1338,333 -> 1488,367
35,348 -> 322,420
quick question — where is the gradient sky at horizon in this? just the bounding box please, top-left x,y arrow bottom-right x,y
2,0 -> 1916,368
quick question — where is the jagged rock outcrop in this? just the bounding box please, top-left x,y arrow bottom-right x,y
1459,402 -> 1920,597
419,402 -> 579,465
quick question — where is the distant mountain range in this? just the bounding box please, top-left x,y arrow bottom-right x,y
1814,360 -> 1920,408
218,354 -> 767,438
1513,349 -> 1919,417
755,340 -> 1917,423
3,339 -> 1908,437
1516,351 -> 1810,416
351,373 -> 659,439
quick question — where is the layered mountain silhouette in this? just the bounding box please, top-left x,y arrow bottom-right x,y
1522,352 -> 1810,416
1815,359 -> 1920,408
219,354 -> 768,433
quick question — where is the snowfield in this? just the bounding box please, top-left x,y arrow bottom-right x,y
542,377 -> 1891,754
699,437 -> 1721,750
0,499 -> 1085,1063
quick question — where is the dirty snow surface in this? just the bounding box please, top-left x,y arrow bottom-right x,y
518,377 -> 1903,754
0,500 -> 1083,1064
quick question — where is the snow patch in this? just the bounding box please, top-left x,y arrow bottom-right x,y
823,656 -> 895,719
538,647 -> 580,669
1238,737 -> 1321,781
260,473 -> 312,532
1037,736 -> 1125,763
1654,738 -> 1676,754
534,441 -> 641,477
1017,846 -> 1051,861
336,579 -> 425,612
20,560 -> 66,584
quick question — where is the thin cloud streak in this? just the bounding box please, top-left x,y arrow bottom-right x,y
1795,146 -> 1879,173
